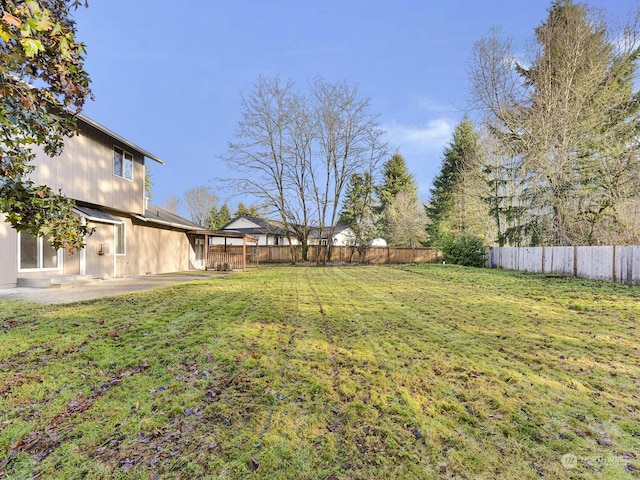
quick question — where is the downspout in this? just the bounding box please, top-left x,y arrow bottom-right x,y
80,217 -> 87,275
113,224 -> 117,278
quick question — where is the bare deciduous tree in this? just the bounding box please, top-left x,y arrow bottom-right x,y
184,186 -> 219,226
386,191 -> 428,247
224,75 -> 387,263
161,194 -> 181,215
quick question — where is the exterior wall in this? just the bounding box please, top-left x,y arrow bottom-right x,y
332,229 -> 355,246
29,121 -> 145,215
84,220 -> 118,279
225,218 -> 260,229
1,213 -> 196,288
0,216 -> 18,288
86,217 -> 194,278
62,249 -> 81,275
127,221 -> 193,275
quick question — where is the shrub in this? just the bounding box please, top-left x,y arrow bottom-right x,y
438,234 -> 485,267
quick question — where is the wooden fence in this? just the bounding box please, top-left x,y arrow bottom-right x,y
487,246 -> 640,285
210,245 -> 441,266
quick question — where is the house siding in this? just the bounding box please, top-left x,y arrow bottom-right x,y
0,116 -> 215,288
29,121 -> 145,215
0,215 -> 18,288
126,220 -> 193,275
81,215 -> 194,279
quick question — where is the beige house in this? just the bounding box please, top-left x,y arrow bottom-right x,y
0,115 -> 252,289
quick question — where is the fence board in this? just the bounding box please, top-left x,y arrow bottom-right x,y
209,245 -> 441,265
519,247 -> 543,272
576,246 -> 613,281
488,245 -> 640,285
616,246 -> 640,285
543,246 -> 574,276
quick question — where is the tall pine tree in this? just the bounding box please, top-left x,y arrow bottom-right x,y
377,153 -> 419,240
378,153 -> 417,212
425,117 -> 484,245
470,0 -> 640,245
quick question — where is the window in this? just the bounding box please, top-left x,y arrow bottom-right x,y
19,233 -> 60,270
113,146 -> 133,181
115,222 -> 126,255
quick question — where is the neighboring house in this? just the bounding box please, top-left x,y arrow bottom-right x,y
219,216 -> 356,247
308,225 -> 356,247
219,216 -> 299,246
0,115 -> 251,289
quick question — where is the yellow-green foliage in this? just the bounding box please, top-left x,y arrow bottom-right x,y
0,265 -> 638,479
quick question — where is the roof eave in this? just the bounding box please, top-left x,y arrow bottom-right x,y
76,113 -> 165,165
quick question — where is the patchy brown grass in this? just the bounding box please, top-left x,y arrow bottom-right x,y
1,265 -> 639,479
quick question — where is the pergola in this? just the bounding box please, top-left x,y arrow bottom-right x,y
189,229 -> 259,271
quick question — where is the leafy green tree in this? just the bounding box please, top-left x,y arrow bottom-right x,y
425,117 -> 484,245
0,0 -> 92,252
338,172 -> 378,260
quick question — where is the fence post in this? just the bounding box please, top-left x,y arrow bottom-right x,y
573,246 -> 578,277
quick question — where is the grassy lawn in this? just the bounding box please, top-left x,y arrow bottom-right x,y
1,265 -> 639,479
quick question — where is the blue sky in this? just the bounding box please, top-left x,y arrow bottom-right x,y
72,0 -> 633,216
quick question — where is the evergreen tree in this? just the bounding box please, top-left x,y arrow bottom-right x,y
338,172 -> 378,259
469,0 -> 640,245
217,203 -> 232,228
425,117 -> 484,245
206,203 -> 232,230
378,153 -> 417,212
377,153 -> 418,239
234,201 -> 260,218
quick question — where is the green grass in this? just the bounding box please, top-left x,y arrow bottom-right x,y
1,264 -> 639,479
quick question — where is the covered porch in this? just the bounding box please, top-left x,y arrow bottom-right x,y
189,230 -> 259,271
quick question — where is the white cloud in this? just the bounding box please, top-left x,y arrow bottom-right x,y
382,118 -> 455,200
383,118 -> 453,154
413,96 -> 454,114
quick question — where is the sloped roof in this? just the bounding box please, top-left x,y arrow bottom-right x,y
222,216 -> 353,239
136,204 -> 204,230
135,206 -> 256,240
73,205 -> 122,224
221,216 -> 291,236
77,114 -> 165,165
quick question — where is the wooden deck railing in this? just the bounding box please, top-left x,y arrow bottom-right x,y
207,252 -> 246,271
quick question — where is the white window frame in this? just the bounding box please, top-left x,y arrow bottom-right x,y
113,145 -> 134,181
17,232 -> 62,272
